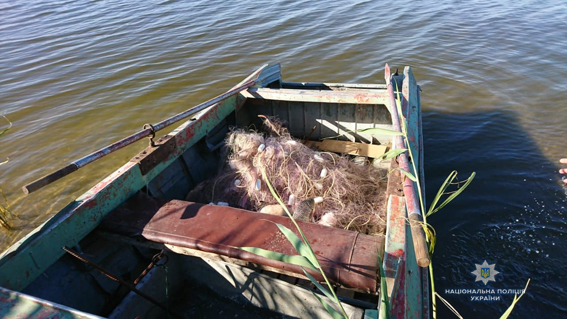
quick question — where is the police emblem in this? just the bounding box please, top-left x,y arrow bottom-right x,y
472,260 -> 500,285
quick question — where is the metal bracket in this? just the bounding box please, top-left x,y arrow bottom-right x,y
143,124 -> 156,147
132,135 -> 177,175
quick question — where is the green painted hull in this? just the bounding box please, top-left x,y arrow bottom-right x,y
0,64 -> 429,319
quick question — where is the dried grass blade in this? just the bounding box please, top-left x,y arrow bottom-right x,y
434,292 -> 464,319
499,278 -> 530,319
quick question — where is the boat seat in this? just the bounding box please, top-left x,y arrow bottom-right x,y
100,192 -> 382,293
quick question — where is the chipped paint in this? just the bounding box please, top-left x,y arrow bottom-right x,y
0,64 -> 266,291
0,96 -> 242,291
0,287 -> 102,319
381,65 -> 428,319
3,63 -> 428,317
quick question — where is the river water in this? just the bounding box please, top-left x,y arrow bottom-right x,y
1,1 -> 566,317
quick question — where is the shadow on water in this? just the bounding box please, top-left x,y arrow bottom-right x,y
423,110 -> 567,318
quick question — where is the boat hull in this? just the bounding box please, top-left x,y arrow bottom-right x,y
0,64 -> 429,319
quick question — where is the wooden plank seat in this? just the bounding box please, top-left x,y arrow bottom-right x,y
100,192 -> 383,293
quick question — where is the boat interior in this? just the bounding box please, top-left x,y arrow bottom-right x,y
15,67 -> 409,318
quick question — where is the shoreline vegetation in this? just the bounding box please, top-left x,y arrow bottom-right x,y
0,116 -> 13,230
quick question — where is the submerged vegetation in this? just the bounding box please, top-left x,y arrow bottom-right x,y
0,116 -> 13,230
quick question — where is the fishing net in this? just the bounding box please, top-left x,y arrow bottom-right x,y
186,116 -> 388,235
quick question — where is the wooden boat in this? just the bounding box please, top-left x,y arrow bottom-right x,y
0,64 -> 429,318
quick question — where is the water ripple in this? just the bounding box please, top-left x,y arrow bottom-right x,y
1,1 -> 566,317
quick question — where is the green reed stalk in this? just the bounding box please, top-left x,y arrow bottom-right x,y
243,166 -> 348,318
392,83 -> 476,319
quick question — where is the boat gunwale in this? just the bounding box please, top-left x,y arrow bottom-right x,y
0,63 -> 430,318
0,91 -> 244,290
0,64 -> 390,289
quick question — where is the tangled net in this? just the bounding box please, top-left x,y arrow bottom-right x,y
186,116 -> 388,235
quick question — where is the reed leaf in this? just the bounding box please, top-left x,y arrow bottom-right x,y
259,166 -> 348,317
399,167 -> 417,182
238,247 -> 316,270
311,292 -> 345,319
377,254 -> 391,319
426,171 -> 458,217
424,223 -> 437,255
0,212 -> 12,231
500,279 -> 530,319
301,268 -> 335,301
275,223 -> 319,269
355,127 -> 403,136
380,148 -> 407,161
427,172 -> 476,217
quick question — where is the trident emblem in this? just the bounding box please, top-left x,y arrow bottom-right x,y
472,261 -> 500,285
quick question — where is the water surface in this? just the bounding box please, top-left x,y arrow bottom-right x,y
1,1 -> 566,317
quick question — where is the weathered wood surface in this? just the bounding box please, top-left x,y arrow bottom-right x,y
382,195 -> 423,319
384,64 -> 429,268
400,67 -> 429,269
305,139 -> 388,158
403,212 -> 423,318
242,87 -> 389,105
401,67 -> 419,181
383,195 -> 406,298
241,98 -> 392,144
250,63 -> 281,88
378,65 -> 429,319
166,244 -> 313,284
282,82 -> 387,90
183,258 -> 365,319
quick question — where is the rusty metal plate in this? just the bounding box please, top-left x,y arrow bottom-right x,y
131,135 -> 177,175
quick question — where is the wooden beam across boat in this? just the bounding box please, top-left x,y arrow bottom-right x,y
242,87 -> 389,105
282,82 -> 388,90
